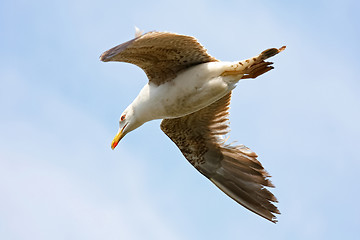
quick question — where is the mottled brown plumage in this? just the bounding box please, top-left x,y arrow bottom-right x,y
101,30 -> 285,223
161,92 -> 279,223
100,32 -> 218,85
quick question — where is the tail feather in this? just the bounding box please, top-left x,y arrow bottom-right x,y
260,46 -> 286,60
242,46 -> 286,79
221,46 -> 286,79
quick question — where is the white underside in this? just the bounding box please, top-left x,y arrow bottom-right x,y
130,61 -> 244,122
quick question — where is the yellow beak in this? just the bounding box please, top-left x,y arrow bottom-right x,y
111,128 -> 124,150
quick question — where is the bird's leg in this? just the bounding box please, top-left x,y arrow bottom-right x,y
221,46 -> 286,79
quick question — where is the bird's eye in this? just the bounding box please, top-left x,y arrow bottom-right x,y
120,115 -> 126,121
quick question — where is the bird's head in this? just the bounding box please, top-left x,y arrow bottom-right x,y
111,106 -> 142,150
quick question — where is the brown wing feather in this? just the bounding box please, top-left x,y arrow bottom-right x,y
160,93 -> 280,223
100,31 -> 218,85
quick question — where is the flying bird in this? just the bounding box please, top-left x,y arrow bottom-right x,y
100,29 -> 285,223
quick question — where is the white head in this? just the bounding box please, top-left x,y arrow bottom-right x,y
111,105 -> 144,149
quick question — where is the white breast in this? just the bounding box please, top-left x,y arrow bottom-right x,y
131,61 -> 242,121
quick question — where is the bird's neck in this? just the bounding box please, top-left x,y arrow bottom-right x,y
130,83 -> 161,123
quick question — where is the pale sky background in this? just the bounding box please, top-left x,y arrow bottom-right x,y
1,0 -> 360,239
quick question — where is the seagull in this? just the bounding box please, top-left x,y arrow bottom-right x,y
100,29 -> 285,223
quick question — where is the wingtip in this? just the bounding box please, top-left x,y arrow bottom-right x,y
99,52 -> 110,62
99,54 -> 105,62
99,36 -> 139,63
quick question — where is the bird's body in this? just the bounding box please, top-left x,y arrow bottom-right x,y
100,30 -> 285,223
129,61 -> 238,122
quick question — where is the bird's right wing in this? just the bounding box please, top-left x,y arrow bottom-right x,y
160,92 -> 280,223
100,31 -> 218,85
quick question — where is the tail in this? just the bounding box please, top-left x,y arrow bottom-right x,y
221,46 -> 286,79
242,46 -> 286,79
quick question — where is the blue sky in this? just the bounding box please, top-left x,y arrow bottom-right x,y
1,0 -> 360,239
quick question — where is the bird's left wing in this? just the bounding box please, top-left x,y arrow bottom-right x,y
100,31 -> 218,85
160,93 -> 280,223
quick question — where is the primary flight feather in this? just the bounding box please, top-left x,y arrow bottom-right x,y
100,29 -> 285,223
